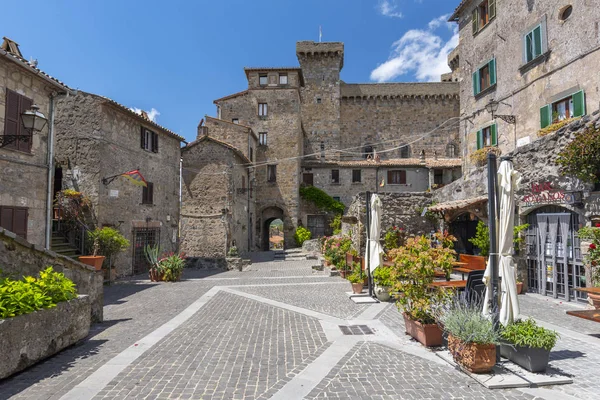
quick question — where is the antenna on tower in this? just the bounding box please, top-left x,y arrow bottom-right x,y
319,26 -> 322,42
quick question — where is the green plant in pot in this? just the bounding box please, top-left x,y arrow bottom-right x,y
81,227 -> 129,275
388,233 -> 456,347
500,318 -> 559,372
373,265 -> 393,302
159,251 -> 187,282
347,263 -> 364,294
436,298 -> 501,373
145,244 -> 164,282
577,224 -> 600,308
468,221 -> 490,257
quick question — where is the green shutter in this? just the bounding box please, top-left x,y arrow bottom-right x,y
572,90 -> 586,117
472,8 -> 479,34
491,124 -> 498,146
533,25 -> 542,58
525,32 -> 533,62
540,104 -> 552,128
476,130 -> 483,150
472,70 -> 480,96
489,0 -> 496,20
489,58 -> 496,86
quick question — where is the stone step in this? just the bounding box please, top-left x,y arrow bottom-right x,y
51,242 -> 75,250
283,248 -> 304,254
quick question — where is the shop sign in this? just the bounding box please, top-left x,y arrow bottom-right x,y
521,182 -> 580,207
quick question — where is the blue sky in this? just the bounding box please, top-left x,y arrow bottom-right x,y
3,0 -> 458,142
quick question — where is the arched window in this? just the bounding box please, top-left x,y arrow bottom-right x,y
400,144 -> 410,159
363,145 -> 374,159
446,143 -> 458,158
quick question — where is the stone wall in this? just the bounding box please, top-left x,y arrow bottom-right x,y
0,57 -> 57,247
203,116 -> 256,161
54,92 -> 182,277
454,0 -> 600,170
0,295 -> 90,379
0,227 -> 103,322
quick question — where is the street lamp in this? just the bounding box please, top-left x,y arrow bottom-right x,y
21,105 -> 48,132
485,99 -> 516,124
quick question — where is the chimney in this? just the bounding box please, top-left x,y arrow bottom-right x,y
140,110 -> 149,120
419,150 -> 426,165
1,37 -> 23,58
197,119 -> 208,139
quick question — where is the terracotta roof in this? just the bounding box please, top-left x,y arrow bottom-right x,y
304,158 -> 462,168
449,0 -> 473,21
340,82 -> 459,99
98,95 -> 186,143
213,90 -> 249,104
182,135 -> 251,164
243,67 -> 305,86
0,38 -> 71,92
429,196 -> 488,212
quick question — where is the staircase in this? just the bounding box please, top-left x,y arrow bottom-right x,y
51,232 -> 81,259
273,248 -> 309,261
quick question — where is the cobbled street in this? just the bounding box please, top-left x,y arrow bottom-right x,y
2,257 -> 600,400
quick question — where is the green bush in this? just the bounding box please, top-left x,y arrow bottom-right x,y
347,262 -> 363,283
0,267 -> 77,319
501,319 -> 559,351
294,226 -> 312,247
557,125 -> 600,183
299,186 -> 345,214
160,252 -> 187,282
468,221 -> 490,257
330,214 -> 342,235
88,227 -> 130,262
373,266 -> 393,287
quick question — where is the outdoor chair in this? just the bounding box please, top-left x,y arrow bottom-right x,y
462,270 -> 486,305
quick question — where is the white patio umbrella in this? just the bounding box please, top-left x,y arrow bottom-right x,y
482,160 -> 521,326
366,194 -> 384,273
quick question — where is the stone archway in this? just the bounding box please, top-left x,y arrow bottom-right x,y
448,212 -> 480,255
262,206 -> 284,251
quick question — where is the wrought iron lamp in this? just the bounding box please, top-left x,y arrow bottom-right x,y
0,104 -> 48,148
485,99 -> 516,124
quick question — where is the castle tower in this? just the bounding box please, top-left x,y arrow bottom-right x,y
296,41 -> 344,161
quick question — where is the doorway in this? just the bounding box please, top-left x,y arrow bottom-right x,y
269,219 -> 284,250
449,213 -> 480,255
261,206 -> 284,251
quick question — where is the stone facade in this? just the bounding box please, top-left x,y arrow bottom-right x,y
180,135 -> 254,265
0,40 -> 71,247
450,0 -> 600,171
197,40 -> 460,249
54,92 -> 184,277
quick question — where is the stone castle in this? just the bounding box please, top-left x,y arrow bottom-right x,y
181,41 -> 461,258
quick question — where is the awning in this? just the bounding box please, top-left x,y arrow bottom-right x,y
429,196 -> 488,213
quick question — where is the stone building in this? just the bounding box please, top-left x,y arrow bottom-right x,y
0,37 -> 71,248
433,0 -> 600,302
54,91 -> 185,277
194,40 -> 461,252
180,124 -> 255,267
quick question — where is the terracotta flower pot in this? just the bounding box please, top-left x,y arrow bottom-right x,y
448,334 -> 496,374
588,293 -> 600,309
402,313 -> 443,347
517,282 -> 523,295
149,269 -> 164,282
78,255 -> 105,271
351,282 -> 363,294
339,270 -> 348,279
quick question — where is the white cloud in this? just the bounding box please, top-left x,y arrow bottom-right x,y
378,0 -> 403,18
130,107 -> 160,122
370,14 -> 458,83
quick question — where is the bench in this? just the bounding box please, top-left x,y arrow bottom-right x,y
454,254 -> 487,279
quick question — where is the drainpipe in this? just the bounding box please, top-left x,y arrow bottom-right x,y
44,94 -> 56,249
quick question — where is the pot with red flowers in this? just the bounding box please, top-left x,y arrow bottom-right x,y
578,223 -> 600,308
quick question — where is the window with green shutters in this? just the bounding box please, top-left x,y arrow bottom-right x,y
524,24 -> 543,63
539,90 -> 586,129
472,0 -> 496,35
476,123 -> 497,150
472,58 -> 496,96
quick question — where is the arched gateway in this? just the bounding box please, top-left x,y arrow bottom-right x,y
261,206 -> 284,251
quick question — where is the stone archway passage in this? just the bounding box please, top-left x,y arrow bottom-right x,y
262,206 -> 284,251
449,213 -> 480,255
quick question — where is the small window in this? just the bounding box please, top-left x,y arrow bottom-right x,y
279,74 -> 288,85
333,196 -> 341,202
258,103 -> 268,117
259,132 -> 268,146
476,123 -> 497,149
303,173 -> 313,186
472,0 -> 496,35
316,98 -> 322,104
250,147 -> 253,162
352,169 -> 361,183
559,5 -> 572,21
259,74 -> 268,85
141,128 -> 159,153
524,24 -> 543,63
363,145 -> 374,159
540,90 -> 586,128
400,144 -> 410,159
142,182 -> 154,205
434,169 -> 444,185
446,143 -> 457,158
267,165 -> 277,183
387,170 -> 406,185
232,118 -> 239,124
472,59 -> 496,96
331,169 -> 340,184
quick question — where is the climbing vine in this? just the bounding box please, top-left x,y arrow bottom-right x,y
556,125 -> 600,183
299,186 -> 345,214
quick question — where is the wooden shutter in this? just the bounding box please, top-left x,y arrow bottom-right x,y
491,124 -> 498,146
472,8 -> 479,34
572,90 -> 586,118
387,171 -> 393,184
152,132 -> 159,153
476,130 -> 483,150
489,59 -> 496,86
472,70 -> 480,96
0,207 -> 14,232
148,182 -> 154,204
400,170 -> 407,184
488,0 -> 496,20
0,206 -> 27,239
533,25 -> 542,58
4,89 -> 20,150
18,96 -> 33,152
540,104 -> 552,128
140,127 -> 146,149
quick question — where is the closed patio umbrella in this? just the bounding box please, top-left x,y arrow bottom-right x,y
483,160 -> 521,326
366,194 -> 384,273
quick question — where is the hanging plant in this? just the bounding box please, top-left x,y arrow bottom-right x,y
556,126 -> 600,183
469,146 -> 501,167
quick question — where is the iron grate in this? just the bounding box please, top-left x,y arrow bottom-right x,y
339,325 -> 374,335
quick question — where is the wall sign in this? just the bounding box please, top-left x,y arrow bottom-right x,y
521,182 -> 580,207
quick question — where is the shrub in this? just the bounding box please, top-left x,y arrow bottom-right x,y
347,262 -> 363,283
160,252 -> 187,282
436,298 -> 501,345
373,266 -> 393,287
321,236 -> 353,269
88,227 -> 129,262
0,267 -> 77,319
299,186 -> 345,214
468,221 -> 490,257
384,226 -> 405,251
294,226 -> 312,247
470,146 -> 502,167
577,224 -> 600,285
501,319 -> 559,351
556,125 -> 600,183
330,214 -> 342,235
538,117 -> 580,137
227,246 -> 239,257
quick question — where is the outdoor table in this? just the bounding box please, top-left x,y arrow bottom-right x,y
565,288 -> 600,323
428,280 -> 467,290
574,287 -> 600,295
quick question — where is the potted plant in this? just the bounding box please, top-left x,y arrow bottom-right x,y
347,264 -> 364,294
78,235 -> 105,271
80,227 -> 129,275
516,279 -> 524,295
373,265 -> 393,302
159,251 -> 187,282
468,221 -> 490,257
500,318 -> 559,372
577,224 -> 600,308
389,232 -> 456,347
145,245 -> 164,282
437,299 -> 501,374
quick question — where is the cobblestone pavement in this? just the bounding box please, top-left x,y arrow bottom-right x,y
1,258 -> 599,400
